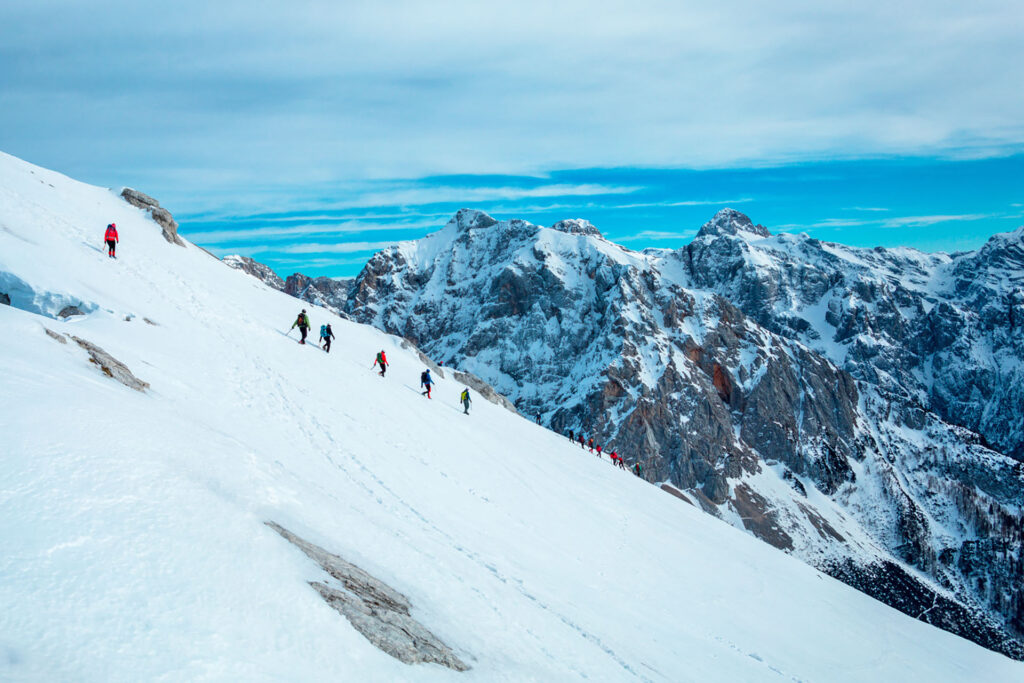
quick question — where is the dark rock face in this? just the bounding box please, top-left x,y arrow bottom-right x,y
0,292 -> 10,306
335,208 -> 1024,657
57,305 -> 84,318
120,188 -> 185,246
266,522 -> 469,671
283,273 -> 354,317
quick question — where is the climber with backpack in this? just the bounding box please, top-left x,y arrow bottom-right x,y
374,350 -> 388,376
460,387 -> 472,414
420,369 -> 434,398
320,323 -> 335,353
612,451 -> 626,469
632,461 -> 643,477
291,309 -> 311,344
595,444 -> 603,459
104,223 -> 119,258
578,434 -> 585,449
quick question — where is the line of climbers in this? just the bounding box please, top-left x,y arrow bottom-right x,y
291,309 -> 474,414
565,429 -> 643,477
292,308 -> 641,473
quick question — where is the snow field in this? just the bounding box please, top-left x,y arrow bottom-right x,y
1,151 -> 1022,681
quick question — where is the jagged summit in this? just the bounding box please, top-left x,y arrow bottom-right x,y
551,218 -> 602,237
696,208 -> 771,239
447,208 -> 498,232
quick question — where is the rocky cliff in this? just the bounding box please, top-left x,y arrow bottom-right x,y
333,208 -> 1024,658
225,208 -> 1024,657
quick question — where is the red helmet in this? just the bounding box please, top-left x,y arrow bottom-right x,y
110,223 -> 116,228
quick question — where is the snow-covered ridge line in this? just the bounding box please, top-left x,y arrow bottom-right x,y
318,205 -> 1024,658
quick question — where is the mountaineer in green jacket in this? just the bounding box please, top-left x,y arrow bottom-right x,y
291,309 -> 311,344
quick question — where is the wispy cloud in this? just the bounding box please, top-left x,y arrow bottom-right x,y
277,241 -> 401,255
878,213 -> 993,228
618,229 -> 699,242
184,218 -> 440,244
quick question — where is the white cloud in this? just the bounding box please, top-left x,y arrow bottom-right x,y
2,0 -> 1022,203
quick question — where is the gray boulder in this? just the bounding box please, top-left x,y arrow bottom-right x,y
120,188 -> 185,246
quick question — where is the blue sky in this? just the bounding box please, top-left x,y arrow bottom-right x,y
2,1 -> 1022,277
175,155 -> 1024,277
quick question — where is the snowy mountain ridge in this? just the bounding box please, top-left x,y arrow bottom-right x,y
3,149 -> 1022,680
315,207 -> 1024,658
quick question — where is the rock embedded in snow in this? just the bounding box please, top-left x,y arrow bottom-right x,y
70,335 -> 149,391
120,187 -> 185,246
44,327 -> 67,344
266,522 -> 469,672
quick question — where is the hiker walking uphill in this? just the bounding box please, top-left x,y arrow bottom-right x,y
104,223 -> 119,258
319,323 -> 335,353
578,434 -> 585,449
420,369 -> 434,398
291,309 -> 311,344
460,388 -> 472,414
374,350 -> 389,376
632,461 -> 643,478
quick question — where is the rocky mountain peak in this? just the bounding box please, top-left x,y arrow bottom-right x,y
696,208 -> 771,240
550,218 -> 602,237
448,209 -> 499,232
223,254 -> 285,290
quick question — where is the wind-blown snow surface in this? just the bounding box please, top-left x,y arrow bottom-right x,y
1,152 -> 1021,681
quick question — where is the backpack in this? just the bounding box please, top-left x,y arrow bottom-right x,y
320,325 -> 327,337
421,371 -> 429,384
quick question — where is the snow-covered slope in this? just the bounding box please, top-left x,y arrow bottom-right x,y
336,209 -> 1024,657
2,151 -> 1023,681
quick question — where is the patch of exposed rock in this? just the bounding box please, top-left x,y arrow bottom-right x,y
120,188 -> 185,246
223,254 -> 286,290
266,522 -> 469,671
450,369 -> 519,414
69,335 -> 149,391
283,273 -> 354,317
44,328 -> 67,344
0,292 -> 9,306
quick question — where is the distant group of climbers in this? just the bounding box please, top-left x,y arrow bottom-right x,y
98,226 -> 643,477
565,429 -> 643,477
291,307 -> 641,474
291,309 -> 475,414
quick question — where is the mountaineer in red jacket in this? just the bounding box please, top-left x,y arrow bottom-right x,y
104,223 -> 119,258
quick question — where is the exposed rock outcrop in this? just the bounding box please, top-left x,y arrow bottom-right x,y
266,522 -> 469,671
120,188 -> 185,246
70,335 -> 149,391
223,254 -> 286,290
